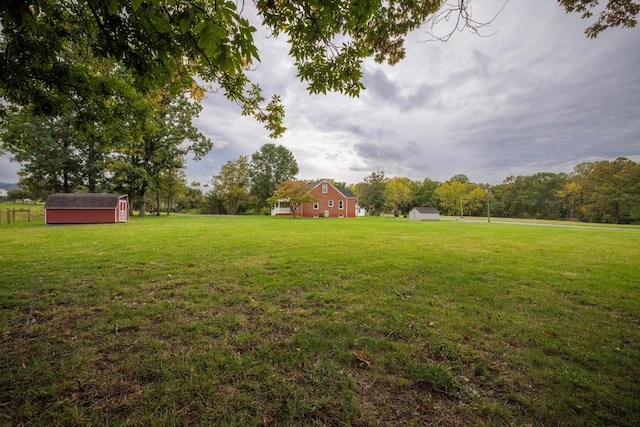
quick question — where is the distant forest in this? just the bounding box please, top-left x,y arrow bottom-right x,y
352,157 -> 640,224
4,157 -> 639,225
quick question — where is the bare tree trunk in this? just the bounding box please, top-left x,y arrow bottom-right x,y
166,168 -> 173,216
138,187 -> 147,217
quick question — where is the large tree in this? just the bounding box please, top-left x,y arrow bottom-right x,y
384,176 -> 413,215
1,110 -> 84,194
433,180 -> 468,216
212,156 -> 251,215
496,172 -> 568,220
108,89 -> 211,215
1,79 -> 132,194
573,158 -> 640,223
249,143 -> 299,208
358,171 -> 387,216
411,178 -> 440,208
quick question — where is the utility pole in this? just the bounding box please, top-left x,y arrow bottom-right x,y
485,187 -> 491,223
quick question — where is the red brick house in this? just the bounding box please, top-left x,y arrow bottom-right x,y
45,193 -> 129,224
272,180 -> 358,218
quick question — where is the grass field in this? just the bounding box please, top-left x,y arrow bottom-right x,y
1,215 -> 639,426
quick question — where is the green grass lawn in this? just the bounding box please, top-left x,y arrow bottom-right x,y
1,215 -> 639,426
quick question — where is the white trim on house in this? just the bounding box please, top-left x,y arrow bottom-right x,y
271,199 -> 292,215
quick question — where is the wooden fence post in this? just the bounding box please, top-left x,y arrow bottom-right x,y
12,209 -> 16,223
6,209 -> 9,224
28,207 -> 31,222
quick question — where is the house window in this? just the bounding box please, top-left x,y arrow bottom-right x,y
328,200 -> 334,208
322,183 -> 328,193
339,200 -> 344,209
313,202 -> 319,209
313,214 -> 319,218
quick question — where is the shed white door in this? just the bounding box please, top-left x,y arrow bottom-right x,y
118,200 -> 128,222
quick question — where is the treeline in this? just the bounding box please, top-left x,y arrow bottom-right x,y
6,151 -> 638,224
0,77 -> 212,216
1,142 -> 302,217
352,157 -> 640,224
200,155 -> 640,224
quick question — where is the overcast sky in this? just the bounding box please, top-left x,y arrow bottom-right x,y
1,0 -> 639,186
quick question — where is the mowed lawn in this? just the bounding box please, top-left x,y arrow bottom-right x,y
1,215 -> 639,426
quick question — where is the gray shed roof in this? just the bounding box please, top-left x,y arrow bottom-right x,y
45,193 -> 126,209
413,207 -> 440,214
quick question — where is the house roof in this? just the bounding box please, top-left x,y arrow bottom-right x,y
412,207 -> 440,214
45,193 -> 126,209
338,188 -> 356,198
308,180 -> 356,198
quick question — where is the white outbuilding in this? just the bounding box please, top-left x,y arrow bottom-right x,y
408,207 -> 440,221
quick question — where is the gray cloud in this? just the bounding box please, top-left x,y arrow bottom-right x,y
0,155 -> 20,183
362,69 -> 438,111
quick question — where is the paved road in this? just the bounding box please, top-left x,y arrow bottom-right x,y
448,218 -> 640,232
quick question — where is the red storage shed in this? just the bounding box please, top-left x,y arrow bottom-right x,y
45,193 -> 129,224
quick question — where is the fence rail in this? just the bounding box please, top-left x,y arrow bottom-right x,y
2,207 -> 31,225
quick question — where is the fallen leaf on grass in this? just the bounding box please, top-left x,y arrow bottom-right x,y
354,352 -> 371,367
544,330 -> 558,337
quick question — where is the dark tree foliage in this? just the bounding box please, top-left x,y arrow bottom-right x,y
559,0 -> 640,37
4,0 -> 630,136
249,144 -> 299,208
490,158 -> 640,224
359,170 -> 387,216
351,159 -> 639,224
497,172 -> 568,220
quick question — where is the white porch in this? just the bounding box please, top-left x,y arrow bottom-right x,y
271,199 -> 292,216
